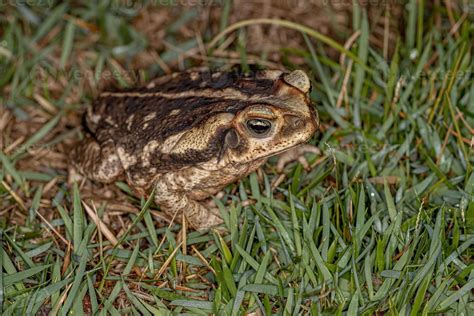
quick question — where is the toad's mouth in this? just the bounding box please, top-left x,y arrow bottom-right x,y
246,138 -> 314,162
266,129 -> 317,157
263,143 -> 299,158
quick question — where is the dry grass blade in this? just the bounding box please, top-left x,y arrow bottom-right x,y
1,181 -> 27,211
156,241 -> 184,279
82,201 -> 119,247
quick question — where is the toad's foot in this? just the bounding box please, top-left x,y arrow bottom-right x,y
69,137 -> 123,184
186,205 -> 224,231
155,181 -> 224,231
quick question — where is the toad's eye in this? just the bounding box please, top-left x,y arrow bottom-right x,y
246,119 -> 272,137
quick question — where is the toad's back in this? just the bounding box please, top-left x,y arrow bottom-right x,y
85,70 -> 280,145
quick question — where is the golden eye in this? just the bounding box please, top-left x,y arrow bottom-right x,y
246,119 -> 272,137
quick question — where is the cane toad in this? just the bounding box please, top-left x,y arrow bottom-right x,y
71,69 -> 319,230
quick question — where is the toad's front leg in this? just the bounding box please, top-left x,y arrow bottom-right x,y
154,177 -> 223,230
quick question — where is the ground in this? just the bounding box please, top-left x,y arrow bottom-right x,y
0,0 -> 473,315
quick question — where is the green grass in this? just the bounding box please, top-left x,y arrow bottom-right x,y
0,1 -> 473,315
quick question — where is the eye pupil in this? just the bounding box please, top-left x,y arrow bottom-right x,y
246,119 -> 272,136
